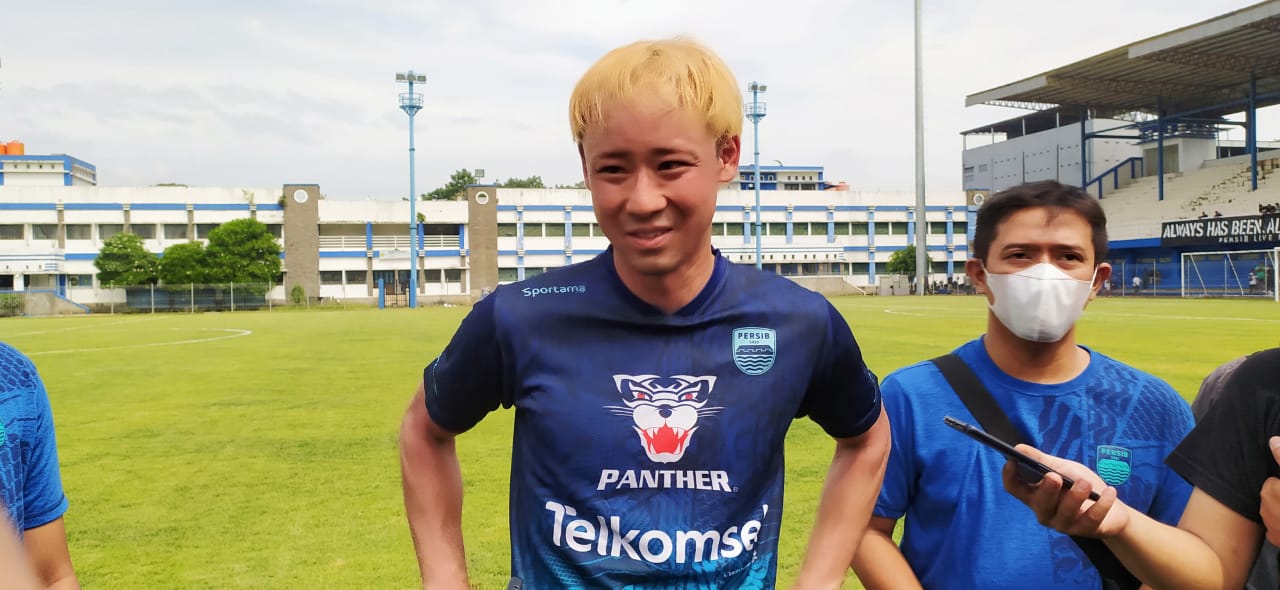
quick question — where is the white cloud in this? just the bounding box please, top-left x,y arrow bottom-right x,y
0,0 -> 1274,197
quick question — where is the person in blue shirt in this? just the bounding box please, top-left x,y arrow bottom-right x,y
1007,347 -> 1280,590
851,181 -> 1193,589
398,37 -> 890,589
0,342 -> 80,589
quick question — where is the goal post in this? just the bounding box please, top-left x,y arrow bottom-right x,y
1180,248 -> 1278,301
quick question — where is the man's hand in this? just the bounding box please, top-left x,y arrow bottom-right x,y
1001,444 -> 1130,539
1260,437 -> 1280,546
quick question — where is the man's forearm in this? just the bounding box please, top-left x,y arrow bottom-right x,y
850,529 -> 921,590
793,409 -> 891,588
1105,505 -> 1246,590
400,395 -> 469,589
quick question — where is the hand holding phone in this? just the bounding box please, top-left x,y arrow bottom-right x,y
943,416 -> 1102,501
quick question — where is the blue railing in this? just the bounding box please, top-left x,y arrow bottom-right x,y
1087,157 -> 1144,199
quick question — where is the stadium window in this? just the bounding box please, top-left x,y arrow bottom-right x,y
498,268 -> 519,282
422,269 -> 443,283
851,223 -> 868,236
890,222 -> 909,235
545,223 -> 565,237
850,262 -> 869,275
344,270 -> 366,284
444,269 -> 463,282
767,222 -> 787,236
319,271 -> 344,285
98,224 -> 124,240
930,261 -> 948,274
497,224 -> 518,237
793,223 -> 810,236
929,222 -> 948,234
422,223 -> 455,236
834,222 -> 850,236
129,224 -> 156,239
164,224 -> 189,239
978,164 -> 989,173
32,224 -> 58,240
0,225 -> 22,240
195,224 -> 219,239
952,221 -> 968,235
267,224 -> 283,239
64,224 -> 91,240
67,274 -> 93,288
726,223 -> 744,236
784,183 -> 800,190
525,267 -> 546,278
711,223 -> 726,236
571,223 -> 591,237
874,223 -> 890,236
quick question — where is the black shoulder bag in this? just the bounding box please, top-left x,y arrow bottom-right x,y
931,353 -> 1141,590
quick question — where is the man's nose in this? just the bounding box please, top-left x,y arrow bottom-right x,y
625,169 -> 666,215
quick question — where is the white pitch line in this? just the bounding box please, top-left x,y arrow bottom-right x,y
26,328 -> 253,355
883,308 -> 928,317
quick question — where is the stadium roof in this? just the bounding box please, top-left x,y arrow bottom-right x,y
966,0 -> 1280,120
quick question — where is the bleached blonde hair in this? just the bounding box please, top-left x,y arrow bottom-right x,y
569,37 -> 743,145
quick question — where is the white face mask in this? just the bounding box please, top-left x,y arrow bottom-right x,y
983,262 -> 1098,343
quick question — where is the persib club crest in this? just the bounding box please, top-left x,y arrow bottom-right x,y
732,327 -> 776,376
1096,445 -> 1132,486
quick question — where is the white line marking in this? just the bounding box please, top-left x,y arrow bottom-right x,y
27,328 -> 253,355
1089,312 -> 1280,323
883,308 -> 928,317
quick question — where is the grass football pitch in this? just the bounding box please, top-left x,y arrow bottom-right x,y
3,295 -> 1277,588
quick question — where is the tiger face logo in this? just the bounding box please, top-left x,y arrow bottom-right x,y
606,375 -> 721,463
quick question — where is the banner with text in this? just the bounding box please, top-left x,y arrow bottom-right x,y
1160,214 -> 1280,247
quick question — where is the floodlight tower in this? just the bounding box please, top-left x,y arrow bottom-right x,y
746,81 -> 767,270
397,70 -> 426,307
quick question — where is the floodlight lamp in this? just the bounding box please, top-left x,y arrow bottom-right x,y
396,73 -> 407,81
414,74 -> 427,83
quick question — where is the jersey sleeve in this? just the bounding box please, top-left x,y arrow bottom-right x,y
872,371 -> 915,520
1166,352 -> 1279,524
797,302 -> 882,439
21,360 -> 69,530
422,292 -> 512,433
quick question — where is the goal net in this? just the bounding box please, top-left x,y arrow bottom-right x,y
1180,248 -> 1279,301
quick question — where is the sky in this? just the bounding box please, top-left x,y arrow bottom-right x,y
1,0 -> 1277,199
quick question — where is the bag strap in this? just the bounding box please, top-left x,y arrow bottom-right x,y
930,354 -> 1141,590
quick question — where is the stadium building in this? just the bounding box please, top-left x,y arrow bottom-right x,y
963,0 -> 1280,298
0,164 -> 972,309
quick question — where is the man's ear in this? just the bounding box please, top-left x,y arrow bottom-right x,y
717,135 -> 741,184
1088,263 -> 1113,301
966,258 -> 991,300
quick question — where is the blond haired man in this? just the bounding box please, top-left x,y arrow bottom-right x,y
399,37 -> 889,588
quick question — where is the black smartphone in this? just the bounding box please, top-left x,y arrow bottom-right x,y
943,416 -> 1102,501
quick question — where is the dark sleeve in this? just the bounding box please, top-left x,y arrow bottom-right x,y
1166,351 -> 1280,524
796,301 -> 882,439
21,359 -> 69,530
422,292 -> 511,434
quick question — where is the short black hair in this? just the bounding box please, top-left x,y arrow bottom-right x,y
971,180 -> 1108,263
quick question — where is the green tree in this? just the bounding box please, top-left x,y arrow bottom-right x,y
159,242 -> 210,284
886,244 -> 932,275
423,169 -> 477,201
498,175 -> 545,189
204,218 -> 282,283
554,180 -> 588,189
95,233 -> 159,286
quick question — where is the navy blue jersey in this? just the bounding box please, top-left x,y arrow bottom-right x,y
424,249 -> 881,588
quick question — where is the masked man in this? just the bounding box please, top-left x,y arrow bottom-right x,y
851,180 -> 1194,590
